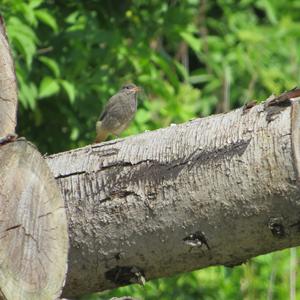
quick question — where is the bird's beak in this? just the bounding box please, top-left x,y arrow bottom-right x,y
129,86 -> 140,93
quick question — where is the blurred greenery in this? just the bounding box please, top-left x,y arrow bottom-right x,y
1,0 -> 300,299
82,249 -> 300,300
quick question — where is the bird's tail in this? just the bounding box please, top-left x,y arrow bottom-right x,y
95,121 -> 109,143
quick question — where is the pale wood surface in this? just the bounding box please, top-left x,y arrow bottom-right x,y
47,98 -> 300,298
0,16 -> 17,137
0,140 -> 68,300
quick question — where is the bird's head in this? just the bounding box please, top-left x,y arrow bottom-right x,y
121,83 -> 140,94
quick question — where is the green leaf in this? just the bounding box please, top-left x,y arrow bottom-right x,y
7,17 -> 38,68
60,80 -> 76,103
174,61 -> 189,82
7,16 -> 37,41
29,0 -> 43,9
13,34 -> 36,68
39,76 -> 60,98
151,54 -> 179,88
65,11 -> 80,24
35,9 -> 58,33
20,3 -> 37,26
188,74 -> 213,84
70,127 -> 79,141
257,0 -> 277,24
20,83 -> 38,109
39,56 -> 60,77
180,31 -> 201,53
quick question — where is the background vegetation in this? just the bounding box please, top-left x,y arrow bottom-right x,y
1,0 -> 300,299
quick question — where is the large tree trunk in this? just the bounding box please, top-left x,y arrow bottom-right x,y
46,95 -> 300,298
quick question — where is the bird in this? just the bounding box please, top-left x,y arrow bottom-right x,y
95,83 -> 140,143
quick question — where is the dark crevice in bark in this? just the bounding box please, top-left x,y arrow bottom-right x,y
55,170 -> 86,179
105,266 -> 145,285
5,224 -> 21,231
99,190 -> 142,204
101,138 -> 251,189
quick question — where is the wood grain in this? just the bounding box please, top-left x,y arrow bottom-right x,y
0,140 -> 68,300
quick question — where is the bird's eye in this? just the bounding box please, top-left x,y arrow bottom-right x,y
122,84 -> 134,90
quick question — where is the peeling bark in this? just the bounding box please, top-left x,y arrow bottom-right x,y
46,97 -> 300,298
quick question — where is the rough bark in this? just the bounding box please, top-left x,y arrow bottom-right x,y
0,140 -> 69,300
46,96 -> 300,298
0,16 -> 17,136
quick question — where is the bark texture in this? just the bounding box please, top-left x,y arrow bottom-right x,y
0,16 -> 17,136
47,97 -> 300,298
0,140 -> 69,300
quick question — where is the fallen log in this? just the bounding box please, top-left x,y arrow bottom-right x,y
47,93 -> 300,298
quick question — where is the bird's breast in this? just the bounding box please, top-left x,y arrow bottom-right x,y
123,96 -> 137,118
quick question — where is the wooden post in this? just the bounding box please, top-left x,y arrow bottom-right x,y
0,16 -> 69,300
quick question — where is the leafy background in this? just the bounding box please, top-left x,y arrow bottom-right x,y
1,0 -> 300,299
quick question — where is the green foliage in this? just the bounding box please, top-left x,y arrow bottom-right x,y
2,0 -> 300,153
1,0 -> 300,299
81,249 -> 300,300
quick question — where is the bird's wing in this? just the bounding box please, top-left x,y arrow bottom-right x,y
98,92 -> 122,121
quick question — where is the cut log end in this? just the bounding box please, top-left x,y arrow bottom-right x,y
0,140 -> 69,300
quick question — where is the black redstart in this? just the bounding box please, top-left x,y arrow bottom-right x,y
95,83 -> 139,143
